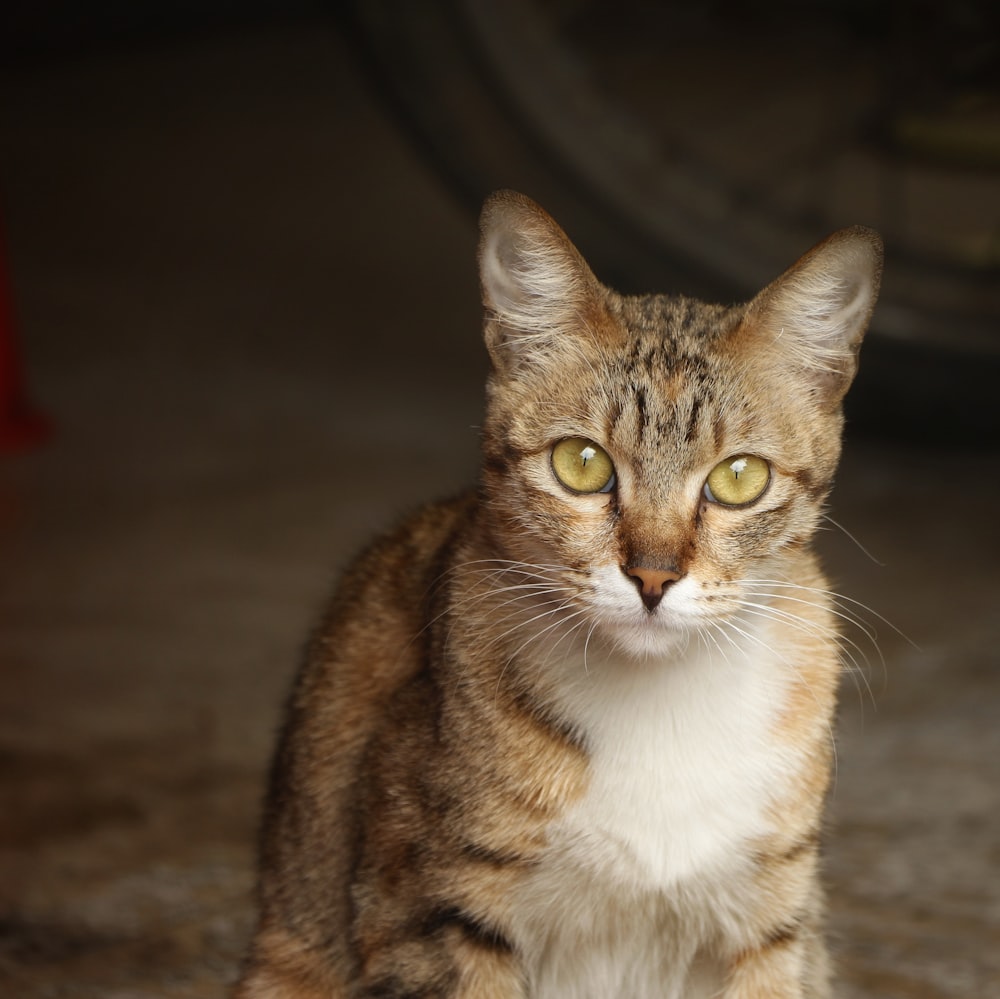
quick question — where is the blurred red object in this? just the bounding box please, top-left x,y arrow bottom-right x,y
0,224 -> 49,452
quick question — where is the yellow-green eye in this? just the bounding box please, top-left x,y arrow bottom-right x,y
704,455 -> 771,506
551,438 -> 616,494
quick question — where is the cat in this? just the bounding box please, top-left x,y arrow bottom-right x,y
234,190 -> 883,998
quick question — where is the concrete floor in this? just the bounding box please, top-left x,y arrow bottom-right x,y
1,20 -> 998,998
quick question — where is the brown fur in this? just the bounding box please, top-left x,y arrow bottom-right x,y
236,191 -> 882,998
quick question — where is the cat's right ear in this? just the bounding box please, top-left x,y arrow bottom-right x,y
743,226 -> 884,404
479,191 -> 604,376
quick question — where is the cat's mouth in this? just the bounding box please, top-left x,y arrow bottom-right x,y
578,567 -> 740,661
597,615 -> 690,661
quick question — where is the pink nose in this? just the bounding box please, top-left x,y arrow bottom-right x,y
624,566 -> 683,611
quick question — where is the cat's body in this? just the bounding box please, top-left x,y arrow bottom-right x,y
236,192 -> 882,998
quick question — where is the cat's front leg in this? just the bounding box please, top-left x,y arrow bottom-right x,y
720,843 -> 831,999
236,920 -> 525,999
350,905 -> 527,999
234,926 -> 349,999
722,926 -> 829,999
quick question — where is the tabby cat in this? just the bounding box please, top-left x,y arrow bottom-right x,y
236,191 -> 883,998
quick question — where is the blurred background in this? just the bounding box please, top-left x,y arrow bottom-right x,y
0,2 -> 997,996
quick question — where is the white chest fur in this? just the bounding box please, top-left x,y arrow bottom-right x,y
512,635 -> 796,998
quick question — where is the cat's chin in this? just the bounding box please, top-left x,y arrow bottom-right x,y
595,615 -> 693,662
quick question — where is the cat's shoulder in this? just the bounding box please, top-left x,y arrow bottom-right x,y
276,491 -> 478,754
297,491 -> 477,677
340,490 -> 478,590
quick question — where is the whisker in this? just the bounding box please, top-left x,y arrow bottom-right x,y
820,514 -> 886,567
408,559 -> 569,647
711,614 -> 840,775
582,621 -> 600,675
740,587 -> 880,648
743,578 -> 915,650
735,601 -> 880,712
493,605 -> 591,702
700,622 -> 735,669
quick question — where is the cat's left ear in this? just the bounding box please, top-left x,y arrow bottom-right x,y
744,226 -> 883,403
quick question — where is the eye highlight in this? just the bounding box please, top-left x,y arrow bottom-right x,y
704,455 -> 770,506
551,438 -> 616,494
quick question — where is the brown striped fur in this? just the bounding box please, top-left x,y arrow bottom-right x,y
236,191 -> 882,998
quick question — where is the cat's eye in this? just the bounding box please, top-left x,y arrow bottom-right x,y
551,438 -> 616,494
704,455 -> 771,507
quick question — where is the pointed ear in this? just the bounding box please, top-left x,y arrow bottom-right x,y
479,190 -> 605,375
745,226 -> 883,403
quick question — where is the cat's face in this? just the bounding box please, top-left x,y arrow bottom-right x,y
476,192 -> 882,660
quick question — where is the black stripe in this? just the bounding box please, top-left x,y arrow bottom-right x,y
758,500 -> 793,521
634,385 -> 648,438
480,451 -> 509,479
481,440 -> 534,479
460,841 -> 531,868
712,415 -> 727,451
605,397 -> 624,441
421,905 -> 513,955
761,918 -> 803,951
685,396 -> 702,443
751,831 -> 820,870
792,466 -> 829,501
510,687 -> 587,755
779,833 -> 820,864
361,980 -> 423,999
642,345 -> 658,375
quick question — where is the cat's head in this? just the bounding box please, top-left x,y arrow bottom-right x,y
476,190 -> 882,659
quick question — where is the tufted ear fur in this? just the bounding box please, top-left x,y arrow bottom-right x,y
479,190 -> 607,376
742,226 -> 883,404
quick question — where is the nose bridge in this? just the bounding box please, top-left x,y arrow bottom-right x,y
610,384 -> 705,586
618,492 -> 695,576
618,490 -> 695,612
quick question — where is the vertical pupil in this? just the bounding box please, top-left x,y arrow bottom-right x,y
580,446 -> 596,467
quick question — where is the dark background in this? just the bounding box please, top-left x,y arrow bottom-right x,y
1,3 -> 998,995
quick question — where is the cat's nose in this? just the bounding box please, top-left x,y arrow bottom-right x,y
624,565 -> 683,611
